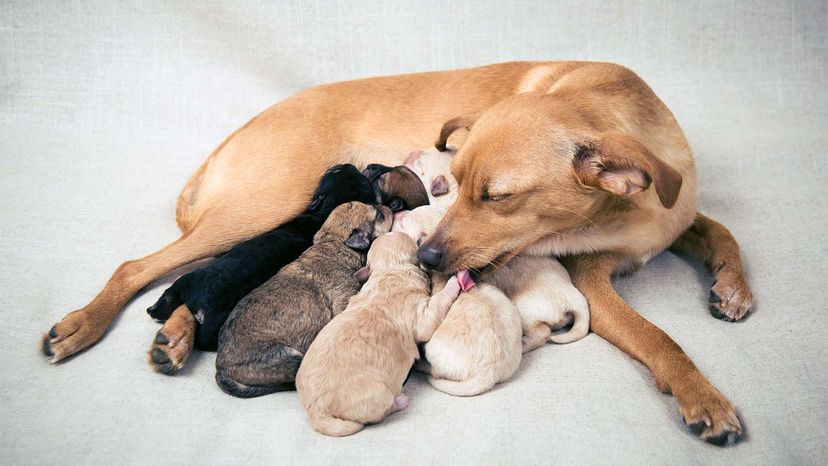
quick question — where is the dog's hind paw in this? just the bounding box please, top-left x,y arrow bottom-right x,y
148,305 -> 195,375
708,272 -> 753,322
42,310 -> 106,364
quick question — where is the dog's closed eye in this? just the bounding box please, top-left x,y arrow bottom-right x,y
481,192 -> 512,202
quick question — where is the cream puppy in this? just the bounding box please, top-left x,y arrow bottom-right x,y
295,232 -> 461,437
487,256 -> 590,351
393,206 -> 522,397
404,147 -> 457,210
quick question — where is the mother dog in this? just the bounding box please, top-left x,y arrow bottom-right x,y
41,61 -> 752,445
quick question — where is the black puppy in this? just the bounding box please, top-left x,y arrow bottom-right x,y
146,164 -> 375,352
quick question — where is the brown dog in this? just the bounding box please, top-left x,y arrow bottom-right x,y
296,232 -> 461,436
42,61 -> 752,445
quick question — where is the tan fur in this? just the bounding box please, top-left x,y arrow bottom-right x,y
295,233 -> 461,436
393,206 -> 522,396
42,61 -> 753,444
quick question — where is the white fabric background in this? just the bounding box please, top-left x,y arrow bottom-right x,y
1,1 -> 826,464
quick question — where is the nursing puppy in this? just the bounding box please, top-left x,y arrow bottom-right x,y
393,207 -> 522,396
487,256 -> 590,350
215,202 -> 392,398
363,164 -> 430,212
397,149 -> 590,352
296,232 -> 461,437
145,164 -> 375,374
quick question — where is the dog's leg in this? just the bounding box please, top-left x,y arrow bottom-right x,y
566,253 -> 743,446
414,276 -> 461,342
148,304 -> 195,375
40,205 -> 296,363
670,213 -> 754,321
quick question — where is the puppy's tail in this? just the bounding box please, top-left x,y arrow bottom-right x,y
147,286 -> 183,322
215,370 -> 294,398
307,404 -> 364,437
428,374 -> 494,397
548,291 -> 590,344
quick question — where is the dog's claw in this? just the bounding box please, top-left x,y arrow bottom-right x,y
148,307 -> 195,376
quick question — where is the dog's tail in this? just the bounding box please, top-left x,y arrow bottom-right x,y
428,374 -> 494,397
307,404 -> 364,437
147,285 -> 183,322
548,291 -> 590,344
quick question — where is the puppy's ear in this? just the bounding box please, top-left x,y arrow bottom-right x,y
345,229 -> 371,251
308,194 -> 324,212
573,132 -> 683,208
354,265 -> 372,282
435,116 -> 475,152
430,175 -> 449,197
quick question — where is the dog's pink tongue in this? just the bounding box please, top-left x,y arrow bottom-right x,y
457,269 -> 476,292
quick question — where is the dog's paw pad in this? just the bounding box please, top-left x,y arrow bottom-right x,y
679,385 -> 743,446
709,275 -> 753,322
148,307 -> 195,376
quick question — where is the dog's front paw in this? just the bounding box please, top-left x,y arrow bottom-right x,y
709,272 -> 753,322
41,310 -> 106,364
148,306 -> 195,375
675,380 -> 743,446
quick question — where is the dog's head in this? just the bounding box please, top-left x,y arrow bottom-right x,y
404,147 -> 458,210
314,201 -> 393,254
391,205 -> 443,247
361,232 -> 419,278
308,164 -> 375,215
362,164 -> 429,212
417,93 -> 683,273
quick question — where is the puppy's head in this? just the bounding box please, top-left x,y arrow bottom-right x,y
404,148 -> 457,207
362,164 -> 429,212
418,93 -> 683,273
391,206 -> 443,247
308,164 -> 375,214
363,232 -> 419,275
314,201 -> 393,252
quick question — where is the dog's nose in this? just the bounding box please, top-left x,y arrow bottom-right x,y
417,244 -> 444,269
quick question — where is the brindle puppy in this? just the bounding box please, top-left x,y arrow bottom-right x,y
215,201 -> 392,398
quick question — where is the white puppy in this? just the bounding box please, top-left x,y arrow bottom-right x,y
487,256 -> 590,351
393,205 -> 522,396
403,147 -> 591,353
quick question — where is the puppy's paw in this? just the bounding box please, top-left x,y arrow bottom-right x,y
148,305 -> 195,375
709,272 -> 753,322
443,276 -> 461,299
41,310 -> 106,364
676,381 -> 743,446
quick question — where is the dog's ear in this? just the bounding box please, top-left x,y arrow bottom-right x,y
354,265 -> 372,282
430,175 -> 449,197
573,132 -> 683,208
345,229 -> 371,251
435,116 -> 475,152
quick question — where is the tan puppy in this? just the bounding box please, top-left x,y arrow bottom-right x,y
43,61 -> 752,445
295,232 -> 461,437
393,206 -> 522,396
487,256 -> 590,350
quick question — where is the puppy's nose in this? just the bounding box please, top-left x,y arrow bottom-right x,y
417,244 -> 444,269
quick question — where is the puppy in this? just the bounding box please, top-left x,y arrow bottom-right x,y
296,232 -> 461,437
392,206 -> 522,396
487,256 -> 590,351
362,164 -> 429,212
145,164 -> 376,373
394,155 -> 591,353
215,201 -> 392,398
